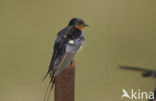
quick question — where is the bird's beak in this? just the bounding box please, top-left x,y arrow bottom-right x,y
83,24 -> 89,27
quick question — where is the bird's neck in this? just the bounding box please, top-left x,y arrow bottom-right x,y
67,26 -> 82,32
66,26 -> 82,40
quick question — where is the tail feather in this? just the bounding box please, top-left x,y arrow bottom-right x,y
42,58 -> 55,82
42,72 -> 49,82
46,77 -> 55,101
43,75 -> 55,101
43,79 -> 52,101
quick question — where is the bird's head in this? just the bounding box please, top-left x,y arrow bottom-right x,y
68,18 -> 89,30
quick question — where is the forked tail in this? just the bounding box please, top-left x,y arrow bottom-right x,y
43,75 -> 55,101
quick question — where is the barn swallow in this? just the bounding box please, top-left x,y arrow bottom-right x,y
119,66 -> 156,78
120,66 -> 156,101
42,18 -> 88,101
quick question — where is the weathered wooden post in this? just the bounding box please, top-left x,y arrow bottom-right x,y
55,61 -> 76,101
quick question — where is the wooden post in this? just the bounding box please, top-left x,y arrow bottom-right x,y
54,61 -> 75,101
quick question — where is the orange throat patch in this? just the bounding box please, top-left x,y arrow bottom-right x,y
76,25 -> 84,30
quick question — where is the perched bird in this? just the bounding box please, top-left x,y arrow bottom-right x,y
42,18 -> 88,101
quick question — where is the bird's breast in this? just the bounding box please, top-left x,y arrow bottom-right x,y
66,38 -> 85,54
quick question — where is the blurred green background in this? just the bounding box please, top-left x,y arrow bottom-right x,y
0,0 -> 156,101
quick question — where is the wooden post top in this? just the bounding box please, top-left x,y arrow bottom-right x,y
54,62 -> 76,101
